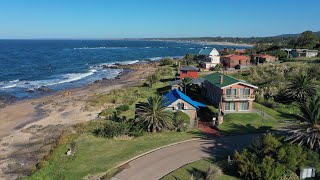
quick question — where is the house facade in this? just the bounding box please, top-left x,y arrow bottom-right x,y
177,66 -> 199,79
198,47 -> 220,70
203,72 -> 257,113
252,54 -> 278,63
164,89 -> 206,127
291,49 -> 319,58
222,54 -> 251,68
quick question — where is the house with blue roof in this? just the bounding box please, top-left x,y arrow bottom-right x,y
164,89 -> 206,127
198,47 -> 221,70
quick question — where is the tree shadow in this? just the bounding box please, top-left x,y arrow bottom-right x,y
219,123 -> 273,136
157,85 -> 171,95
160,78 -> 176,83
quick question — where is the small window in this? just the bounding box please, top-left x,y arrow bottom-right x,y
177,102 -> 185,110
181,70 -> 187,74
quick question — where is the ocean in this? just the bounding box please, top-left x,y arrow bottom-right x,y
0,40 -> 247,99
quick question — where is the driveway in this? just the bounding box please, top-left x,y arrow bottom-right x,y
112,134 -> 259,180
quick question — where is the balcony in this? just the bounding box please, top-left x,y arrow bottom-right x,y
223,94 -> 255,101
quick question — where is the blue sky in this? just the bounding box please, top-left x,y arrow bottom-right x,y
0,0 -> 319,39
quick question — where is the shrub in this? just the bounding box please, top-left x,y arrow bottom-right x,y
173,111 -> 190,131
234,133 -> 320,179
206,165 -> 222,180
99,108 -> 116,119
116,104 -> 130,113
94,120 -> 131,138
146,74 -> 159,87
159,58 -> 173,66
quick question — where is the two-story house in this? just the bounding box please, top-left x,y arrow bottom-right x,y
198,47 -> 220,70
203,72 -> 257,113
222,54 -> 251,68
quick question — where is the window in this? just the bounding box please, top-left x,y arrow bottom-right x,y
177,102 -> 185,110
226,89 -> 237,97
240,88 -> 250,97
239,102 -> 249,111
225,102 -> 236,111
181,70 -> 187,74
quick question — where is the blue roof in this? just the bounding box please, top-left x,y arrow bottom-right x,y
199,47 -> 213,55
164,89 -> 206,109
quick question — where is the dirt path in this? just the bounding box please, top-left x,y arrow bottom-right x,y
112,134 -> 259,180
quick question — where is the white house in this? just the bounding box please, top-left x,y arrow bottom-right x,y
198,47 -> 220,70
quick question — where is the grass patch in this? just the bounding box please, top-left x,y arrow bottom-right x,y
27,129 -> 204,180
253,102 -> 299,122
162,159 -> 240,180
218,113 -> 277,135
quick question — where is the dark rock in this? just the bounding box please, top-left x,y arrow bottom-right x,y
25,89 -> 34,93
37,86 -> 53,92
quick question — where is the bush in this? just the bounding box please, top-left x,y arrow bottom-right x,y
147,74 -> 159,87
160,58 -> 173,66
173,111 -> 190,131
116,104 -> 130,113
206,165 -> 222,180
234,133 -> 320,179
99,108 -> 116,119
94,120 -> 131,138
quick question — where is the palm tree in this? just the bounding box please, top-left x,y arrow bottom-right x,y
135,95 -> 173,132
285,74 -> 317,102
285,95 -> 320,150
181,77 -> 192,94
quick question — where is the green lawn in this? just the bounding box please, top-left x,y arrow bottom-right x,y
218,113 -> 278,135
253,102 -> 296,121
27,130 -> 203,180
162,159 -> 241,180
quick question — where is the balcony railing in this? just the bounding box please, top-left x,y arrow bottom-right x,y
223,94 -> 255,100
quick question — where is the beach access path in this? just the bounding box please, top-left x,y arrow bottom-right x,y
112,134 -> 258,180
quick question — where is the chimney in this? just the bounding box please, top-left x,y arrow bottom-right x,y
220,75 -> 224,84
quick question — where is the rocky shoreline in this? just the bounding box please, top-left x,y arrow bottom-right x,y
0,62 -> 158,179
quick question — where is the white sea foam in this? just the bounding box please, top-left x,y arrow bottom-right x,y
73,47 -> 128,50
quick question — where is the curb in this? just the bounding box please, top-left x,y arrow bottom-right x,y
104,138 -> 201,177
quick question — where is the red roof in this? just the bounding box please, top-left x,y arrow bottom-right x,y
224,54 -> 250,61
236,49 -> 246,53
253,54 -> 275,58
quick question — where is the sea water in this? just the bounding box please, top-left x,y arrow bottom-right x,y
0,40 -> 246,99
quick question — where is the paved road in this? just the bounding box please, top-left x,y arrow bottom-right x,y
112,134 -> 259,180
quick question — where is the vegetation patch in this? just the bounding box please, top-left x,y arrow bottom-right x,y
162,159 -> 240,180
27,128 -> 203,180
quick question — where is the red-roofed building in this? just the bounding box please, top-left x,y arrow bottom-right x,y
252,54 -> 278,63
235,49 -> 246,54
176,66 -> 199,79
222,54 -> 251,68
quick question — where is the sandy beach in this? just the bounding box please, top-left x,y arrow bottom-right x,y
0,63 -> 157,179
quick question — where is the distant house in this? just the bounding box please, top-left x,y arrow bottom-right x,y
164,89 -> 206,127
222,54 -> 251,68
252,54 -> 278,63
291,49 -> 319,58
203,72 -> 257,115
235,49 -> 246,55
198,47 -> 220,70
177,66 -> 199,80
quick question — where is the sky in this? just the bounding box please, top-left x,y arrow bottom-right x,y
0,0 -> 319,39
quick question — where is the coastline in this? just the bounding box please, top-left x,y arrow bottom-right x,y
146,39 -> 254,47
0,62 -> 158,179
